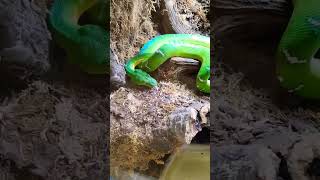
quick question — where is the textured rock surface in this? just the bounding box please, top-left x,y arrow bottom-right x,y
288,134 -> 320,180
110,0 -> 210,178
0,81 -> 109,180
211,64 -> 320,179
110,48 -> 126,91
0,1 -> 111,180
212,1 -> 320,179
110,83 -> 209,175
156,0 -> 209,35
213,0 -> 291,88
212,145 -> 280,180
0,0 -> 50,77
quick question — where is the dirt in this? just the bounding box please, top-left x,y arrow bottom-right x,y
110,0 -> 158,63
0,0 -> 212,179
0,81 -> 109,180
212,3 -> 320,177
212,63 -> 320,179
0,0 -> 109,180
176,0 -> 210,35
5,0 -> 317,179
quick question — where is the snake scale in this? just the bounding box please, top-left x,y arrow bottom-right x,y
49,0 -> 109,74
276,0 -> 320,99
125,34 -> 210,94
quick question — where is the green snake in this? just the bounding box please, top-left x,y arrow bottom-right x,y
276,0 -> 320,99
49,0 -> 109,74
125,34 -> 210,93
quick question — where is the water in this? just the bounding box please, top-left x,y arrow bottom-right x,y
111,144 -> 210,180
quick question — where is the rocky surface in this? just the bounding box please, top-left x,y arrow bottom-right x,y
0,81 -> 109,180
212,145 -> 280,180
211,62 -> 320,179
110,48 -> 126,91
110,82 -> 209,176
110,0 -> 210,178
212,1 -> 320,179
156,0 -> 209,35
0,0 -> 50,82
0,1 -> 110,179
213,0 -> 291,88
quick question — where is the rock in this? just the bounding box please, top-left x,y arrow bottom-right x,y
168,102 -> 209,143
212,145 -> 280,180
199,103 -> 210,125
287,134 -> 320,180
236,129 -> 254,144
0,0 -> 50,77
157,0 -> 200,34
254,131 -> 299,157
0,82 -> 108,179
110,85 -> 209,174
110,49 -> 126,91
213,0 -> 291,88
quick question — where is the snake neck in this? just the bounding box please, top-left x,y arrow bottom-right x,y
50,0 -> 98,41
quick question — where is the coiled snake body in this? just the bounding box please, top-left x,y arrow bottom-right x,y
277,0 -> 320,99
125,34 -> 210,93
49,0 -> 109,74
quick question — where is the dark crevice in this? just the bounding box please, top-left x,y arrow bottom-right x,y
290,124 -> 298,132
191,127 -> 210,144
306,158 -> 320,178
276,152 -> 292,180
151,0 -> 172,34
315,49 -> 320,59
8,160 -> 44,180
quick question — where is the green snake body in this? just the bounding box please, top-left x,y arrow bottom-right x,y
125,34 -> 210,93
49,0 -> 109,74
276,0 -> 320,99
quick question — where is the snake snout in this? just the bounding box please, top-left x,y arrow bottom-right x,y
145,76 -> 158,88
131,69 -> 158,88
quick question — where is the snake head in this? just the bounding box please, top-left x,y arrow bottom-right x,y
129,69 -> 158,88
